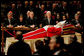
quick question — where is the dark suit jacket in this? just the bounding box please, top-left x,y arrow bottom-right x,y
16,19 -> 27,26
4,18 -> 16,27
7,41 -> 32,56
26,17 -> 38,27
42,18 -> 55,26
71,19 -> 82,26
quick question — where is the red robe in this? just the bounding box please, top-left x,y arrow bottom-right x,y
23,24 -> 75,39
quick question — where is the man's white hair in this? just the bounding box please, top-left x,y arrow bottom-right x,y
27,10 -> 30,14
46,11 -> 51,15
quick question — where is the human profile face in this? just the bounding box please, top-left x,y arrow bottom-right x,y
52,3 -> 56,8
7,14 -> 13,19
19,16 -> 23,22
30,1 -> 33,5
63,16 -> 66,20
30,12 -> 34,18
27,11 -> 30,17
57,14 -> 60,19
25,1 -> 28,5
12,3 -> 15,8
75,15 -> 79,20
49,38 -> 56,50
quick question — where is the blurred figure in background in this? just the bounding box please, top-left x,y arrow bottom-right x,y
5,2 -> 18,19
49,36 -> 70,56
39,4 -> 45,21
67,35 -> 83,56
17,1 -> 23,15
61,1 -> 68,14
23,1 -> 29,16
52,3 -> 59,14
62,15 -> 69,24
33,40 -> 45,55
43,37 -> 51,56
65,12 -> 71,23
55,13 -> 61,24
29,1 -> 34,11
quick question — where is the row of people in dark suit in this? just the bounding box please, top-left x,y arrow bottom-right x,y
4,11 -> 82,28
4,11 -> 56,28
4,1 -> 81,20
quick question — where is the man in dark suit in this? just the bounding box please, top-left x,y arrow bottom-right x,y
23,1 -> 29,17
3,11 -> 17,45
71,14 -> 82,27
55,13 -> 62,24
61,1 -> 68,14
26,11 -> 38,28
4,11 -> 16,28
71,14 -> 82,33
42,11 -> 55,26
16,14 -> 27,27
51,3 -> 59,14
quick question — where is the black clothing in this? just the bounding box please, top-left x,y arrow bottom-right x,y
26,17 -> 38,27
71,19 -> 82,26
49,48 -> 71,56
16,19 -> 27,26
67,41 -> 82,56
42,18 -> 55,26
4,18 -> 16,27
7,40 -> 32,56
33,45 -> 49,56
55,18 -> 62,22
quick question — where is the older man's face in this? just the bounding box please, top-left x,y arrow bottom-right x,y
41,5 -> 45,9
52,3 -> 56,8
12,3 -> 15,8
75,15 -> 79,20
25,1 -> 28,5
47,12 -> 51,18
30,1 -> 33,5
27,11 -> 30,17
7,14 -> 13,19
30,12 -> 34,18
63,16 -> 66,20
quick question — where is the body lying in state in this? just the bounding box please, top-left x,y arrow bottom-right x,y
23,21 -> 77,39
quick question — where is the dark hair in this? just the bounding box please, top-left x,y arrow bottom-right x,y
35,40 -> 44,50
72,35 -> 77,42
62,15 -> 67,18
44,37 -> 50,45
56,36 -> 64,48
16,32 -> 23,41
18,14 -> 23,19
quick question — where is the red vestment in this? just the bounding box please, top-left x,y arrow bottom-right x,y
23,24 -> 75,39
